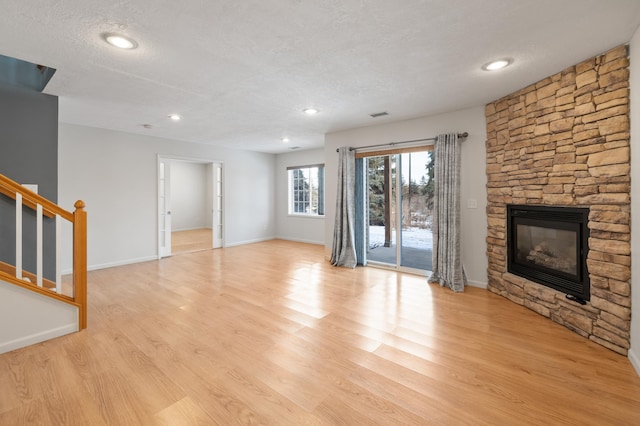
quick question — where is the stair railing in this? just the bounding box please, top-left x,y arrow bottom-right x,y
0,173 -> 87,329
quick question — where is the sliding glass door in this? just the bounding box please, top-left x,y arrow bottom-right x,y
366,154 -> 398,265
365,149 -> 434,272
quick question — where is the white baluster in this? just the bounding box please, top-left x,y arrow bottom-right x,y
16,193 -> 22,280
37,204 -> 43,287
56,214 -> 62,294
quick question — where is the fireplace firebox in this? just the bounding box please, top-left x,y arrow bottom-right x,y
507,205 -> 590,302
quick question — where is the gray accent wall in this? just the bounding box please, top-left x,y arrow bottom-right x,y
0,83 -> 58,279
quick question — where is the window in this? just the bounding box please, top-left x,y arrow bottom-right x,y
288,164 -> 324,216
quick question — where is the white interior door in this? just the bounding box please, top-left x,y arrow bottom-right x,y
212,163 -> 223,248
158,159 -> 172,257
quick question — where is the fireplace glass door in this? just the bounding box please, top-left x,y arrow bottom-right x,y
507,205 -> 589,301
516,224 -> 577,276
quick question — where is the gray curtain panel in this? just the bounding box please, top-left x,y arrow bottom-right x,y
428,133 -> 466,292
331,147 -> 358,268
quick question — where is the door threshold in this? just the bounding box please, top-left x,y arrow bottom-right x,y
366,261 -> 431,277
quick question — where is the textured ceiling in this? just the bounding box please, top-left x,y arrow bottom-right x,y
1,1 -> 639,153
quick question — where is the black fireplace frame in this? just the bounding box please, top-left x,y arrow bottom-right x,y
507,205 -> 590,301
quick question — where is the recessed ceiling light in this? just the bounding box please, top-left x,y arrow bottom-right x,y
169,114 -> 182,121
103,33 -> 138,49
303,108 -> 319,115
282,137 -> 290,143
482,58 -> 513,71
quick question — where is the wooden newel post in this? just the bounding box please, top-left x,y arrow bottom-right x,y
73,200 -> 87,330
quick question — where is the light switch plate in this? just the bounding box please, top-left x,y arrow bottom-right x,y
467,198 -> 478,209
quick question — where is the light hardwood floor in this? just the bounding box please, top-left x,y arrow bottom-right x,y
1,240 -> 639,425
172,228 -> 212,255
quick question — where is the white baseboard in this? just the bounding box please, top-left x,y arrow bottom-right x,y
275,236 -> 324,245
629,348 -> 640,377
89,256 -> 159,272
64,238 -> 282,273
224,236 -> 276,248
0,323 -> 78,355
62,256 -> 160,274
467,280 -> 488,289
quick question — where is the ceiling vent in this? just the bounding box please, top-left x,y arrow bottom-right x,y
290,146 -> 301,150
370,111 -> 389,118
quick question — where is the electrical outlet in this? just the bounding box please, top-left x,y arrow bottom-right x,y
467,198 -> 478,209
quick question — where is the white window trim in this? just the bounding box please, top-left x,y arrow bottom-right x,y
287,164 -> 325,217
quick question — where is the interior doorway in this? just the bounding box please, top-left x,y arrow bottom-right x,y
157,156 -> 223,258
363,147 -> 434,273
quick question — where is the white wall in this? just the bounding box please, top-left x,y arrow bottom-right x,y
0,280 -> 77,354
629,26 -> 640,375
170,160 -> 208,231
58,123 -> 276,270
324,106 -> 488,287
275,149 -> 325,245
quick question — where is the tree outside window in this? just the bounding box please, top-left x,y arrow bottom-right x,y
288,165 -> 324,216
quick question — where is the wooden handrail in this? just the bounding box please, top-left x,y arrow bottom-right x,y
0,173 -> 73,221
0,173 -> 87,330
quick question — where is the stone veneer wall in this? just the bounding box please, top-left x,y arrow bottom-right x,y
485,45 -> 631,355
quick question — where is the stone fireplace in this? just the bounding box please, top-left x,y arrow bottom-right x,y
507,204 -> 590,302
485,45 -> 631,355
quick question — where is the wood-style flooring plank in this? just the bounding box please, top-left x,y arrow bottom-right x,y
0,239 -> 639,425
0,399 -> 55,426
154,396 -> 218,426
171,228 -> 212,255
219,367 -> 325,425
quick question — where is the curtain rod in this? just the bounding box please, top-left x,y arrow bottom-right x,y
336,132 -> 468,152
